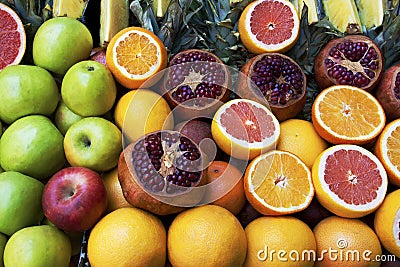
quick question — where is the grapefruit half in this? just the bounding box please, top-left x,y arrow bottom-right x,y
0,3 -> 26,71
312,144 -> 388,218
211,98 -> 280,161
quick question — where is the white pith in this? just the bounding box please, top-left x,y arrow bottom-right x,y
380,121 -> 400,178
317,145 -> 388,211
112,30 -> 161,79
247,150 -> 314,212
0,4 -> 26,65
244,0 -> 299,50
314,86 -> 386,140
215,99 -> 280,149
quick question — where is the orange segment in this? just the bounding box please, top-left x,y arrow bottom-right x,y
106,27 -> 167,89
0,3 -> 26,70
375,118 -> 400,187
312,144 -> 388,218
312,85 -> 385,144
238,0 -> 300,54
244,150 -> 314,215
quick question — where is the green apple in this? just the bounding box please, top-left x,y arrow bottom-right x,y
54,100 -> 84,135
0,115 -> 66,179
64,117 -> 122,172
61,60 -> 117,116
0,172 -> 44,236
32,17 -> 93,76
3,225 -> 71,267
0,65 -> 59,124
0,233 -> 7,267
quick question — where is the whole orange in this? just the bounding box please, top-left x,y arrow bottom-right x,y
167,205 -> 247,267
313,216 -> 382,267
202,161 -> 246,215
244,216 -> 316,267
87,207 -> 166,267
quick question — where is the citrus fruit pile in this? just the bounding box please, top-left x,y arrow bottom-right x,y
0,0 -> 400,266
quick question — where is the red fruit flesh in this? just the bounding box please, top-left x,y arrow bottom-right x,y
238,53 -> 306,121
162,49 -> 231,121
314,35 -> 383,91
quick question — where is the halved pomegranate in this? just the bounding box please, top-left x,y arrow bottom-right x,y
238,53 -> 307,121
374,64 -> 400,122
118,130 -> 206,215
314,35 -> 383,91
162,49 -> 231,121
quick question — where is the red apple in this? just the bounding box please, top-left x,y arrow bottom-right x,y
42,167 -> 107,232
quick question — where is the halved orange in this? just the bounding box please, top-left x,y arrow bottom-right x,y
238,0 -> 300,54
374,118 -> 400,187
211,98 -> 280,161
312,144 -> 388,218
105,26 -> 168,89
312,85 -> 386,145
0,3 -> 26,70
244,150 -> 314,215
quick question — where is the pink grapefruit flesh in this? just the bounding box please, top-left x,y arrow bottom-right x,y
220,101 -> 276,142
0,3 -> 26,70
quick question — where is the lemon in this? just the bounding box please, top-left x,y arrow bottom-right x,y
113,89 -> 174,142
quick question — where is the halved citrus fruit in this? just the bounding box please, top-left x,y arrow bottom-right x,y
374,189 -> 400,258
312,144 -> 388,218
312,85 -> 386,145
374,118 -> 400,187
105,26 -> 168,89
238,0 -> 300,54
0,3 -> 26,71
211,98 -> 280,161
244,150 -> 314,215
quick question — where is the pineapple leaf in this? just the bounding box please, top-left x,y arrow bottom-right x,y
287,5 -> 341,121
370,0 -> 400,68
0,0 -> 43,26
287,5 -> 341,76
130,0 -> 159,33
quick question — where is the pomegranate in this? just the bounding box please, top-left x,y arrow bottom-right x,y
237,53 -> 307,121
90,47 -> 107,66
118,130 -> 206,215
374,64 -> 400,122
162,49 -> 231,121
314,35 -> 383,91
174,119 -> 213,145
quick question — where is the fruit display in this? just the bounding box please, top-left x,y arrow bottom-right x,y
1,0 -> 400,266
